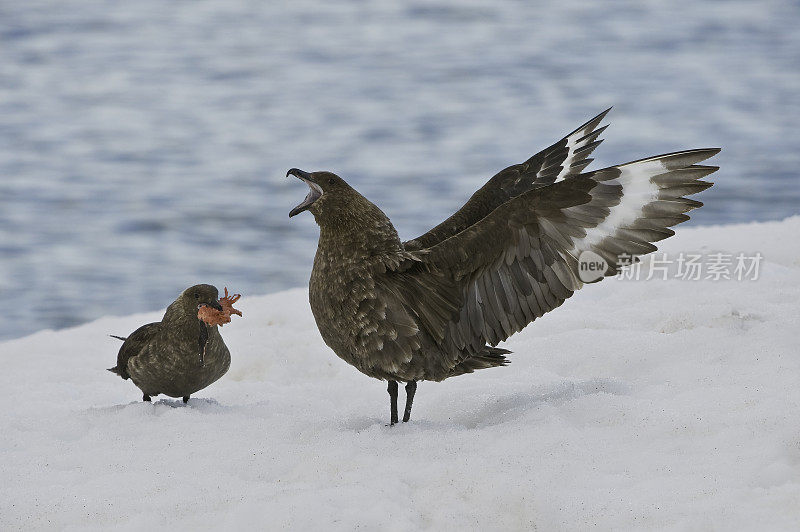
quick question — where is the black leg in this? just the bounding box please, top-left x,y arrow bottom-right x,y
388,380 -> 399,425
182,396 -> 190,404
143,393 -> 151,402
403,381 -> 417,423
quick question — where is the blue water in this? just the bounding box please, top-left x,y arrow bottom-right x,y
1,0 -> 798,341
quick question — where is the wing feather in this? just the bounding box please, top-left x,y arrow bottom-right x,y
392,148 -> 719,367
112,323 -> 161,379
404,109 -> 612,251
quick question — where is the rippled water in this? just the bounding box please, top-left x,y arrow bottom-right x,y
1,0 -> 798,341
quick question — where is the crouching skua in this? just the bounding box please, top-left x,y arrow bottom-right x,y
108,284 -> 242,403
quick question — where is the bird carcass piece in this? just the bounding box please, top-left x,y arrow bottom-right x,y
197,287 -> 243,326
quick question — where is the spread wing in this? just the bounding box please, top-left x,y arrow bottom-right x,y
396,149 -> 719,363
404,109 -> 611,251
112,323 -> 160,379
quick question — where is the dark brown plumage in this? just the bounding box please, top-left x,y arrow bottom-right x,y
107,284 -> 233,403
288,110 -> 719,425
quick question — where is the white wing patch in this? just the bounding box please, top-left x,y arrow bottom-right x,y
572,159 -> 663,253
541,109 -> 611,185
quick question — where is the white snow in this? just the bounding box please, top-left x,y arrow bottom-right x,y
2,217 -> 800,530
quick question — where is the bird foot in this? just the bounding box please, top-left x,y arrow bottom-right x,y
198,287 -> 243,326
387,380 -> 417,425
219,287 -> 242,317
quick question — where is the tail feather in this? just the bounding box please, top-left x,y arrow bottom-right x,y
108,335 -> 130,379
107,366 -> 129,380
447,346 -> 510,379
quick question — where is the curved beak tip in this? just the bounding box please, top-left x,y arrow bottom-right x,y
287,168 -> 312,180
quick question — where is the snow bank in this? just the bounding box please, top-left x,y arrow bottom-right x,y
2,217 -> 799,530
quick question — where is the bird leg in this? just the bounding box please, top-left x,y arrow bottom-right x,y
143,393 -> 151,402
403,381 -> 417,422
388,380 -> 399,425
183,396 -> 190,404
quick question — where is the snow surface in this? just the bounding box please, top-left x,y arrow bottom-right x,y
2,217 -> 800,530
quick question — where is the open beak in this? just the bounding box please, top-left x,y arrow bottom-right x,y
198,301 -> 223,311
288,168 -> 323,218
